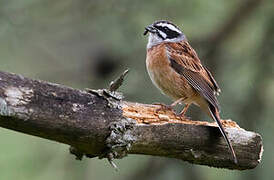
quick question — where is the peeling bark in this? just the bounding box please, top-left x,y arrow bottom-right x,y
0,71 -> 263,170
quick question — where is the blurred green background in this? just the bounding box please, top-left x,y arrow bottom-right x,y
0,0 -> 273,179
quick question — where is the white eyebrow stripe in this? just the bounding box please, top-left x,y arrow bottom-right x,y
159,31 -> 167,39
157,23 -> 182,34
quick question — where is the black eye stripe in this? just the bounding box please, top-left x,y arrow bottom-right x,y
156,31 -> 165,40
154,25 -> 167,32
154,25 -> 181,39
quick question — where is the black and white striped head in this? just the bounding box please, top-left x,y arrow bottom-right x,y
144,20 -> 185,48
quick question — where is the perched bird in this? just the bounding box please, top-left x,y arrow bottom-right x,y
144,20 -> 237,164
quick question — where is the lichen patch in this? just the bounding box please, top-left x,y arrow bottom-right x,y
4,86 -> 33,106
72,103 -> 84,112
228,128 -> 257,145
0,98 -> 9,116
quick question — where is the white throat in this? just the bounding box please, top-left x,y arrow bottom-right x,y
146,33 -> 185,49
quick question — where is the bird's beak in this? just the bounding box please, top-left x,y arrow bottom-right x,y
143,25 -> 156,35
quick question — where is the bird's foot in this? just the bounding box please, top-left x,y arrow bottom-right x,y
152,103 -> 176,114
178,111 -> 187,118
177,104 -> 190,117
177,113 -> 188,121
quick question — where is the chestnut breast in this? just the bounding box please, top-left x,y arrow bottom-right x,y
146,43 -> 198,102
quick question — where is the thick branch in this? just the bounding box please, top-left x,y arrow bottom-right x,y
0,71 -> 263,170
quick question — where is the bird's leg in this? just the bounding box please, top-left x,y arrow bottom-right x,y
153,98 -> 185,114
170,97 -> 184,107
152,103 -> 174,113
179,104 -> 190,117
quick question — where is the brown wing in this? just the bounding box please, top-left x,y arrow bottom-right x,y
165,41 -> 220,110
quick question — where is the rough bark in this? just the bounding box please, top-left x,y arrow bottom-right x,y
0,71 -> 263,170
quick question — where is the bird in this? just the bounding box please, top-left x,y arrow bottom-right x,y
143,20 -> 237,164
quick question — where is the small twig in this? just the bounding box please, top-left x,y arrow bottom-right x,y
109,69 -> 129,91
107,153 -> 118,171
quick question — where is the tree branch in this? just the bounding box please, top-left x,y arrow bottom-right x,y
0,71 -> 263,170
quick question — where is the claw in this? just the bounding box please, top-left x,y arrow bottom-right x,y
178,104 -> 190,117
153,103 -> 176,114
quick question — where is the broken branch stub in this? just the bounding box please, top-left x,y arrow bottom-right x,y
122,101 -> 263,170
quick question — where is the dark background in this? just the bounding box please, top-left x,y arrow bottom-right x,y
0,0 -> 273,179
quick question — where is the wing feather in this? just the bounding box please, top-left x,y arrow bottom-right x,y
166,41 -> 220,110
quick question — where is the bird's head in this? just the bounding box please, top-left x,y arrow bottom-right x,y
144,20 -> 185,48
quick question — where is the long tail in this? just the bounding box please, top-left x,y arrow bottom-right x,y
208,104 -> 238,164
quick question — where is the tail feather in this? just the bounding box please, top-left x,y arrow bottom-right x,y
208,104 -> 238,164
